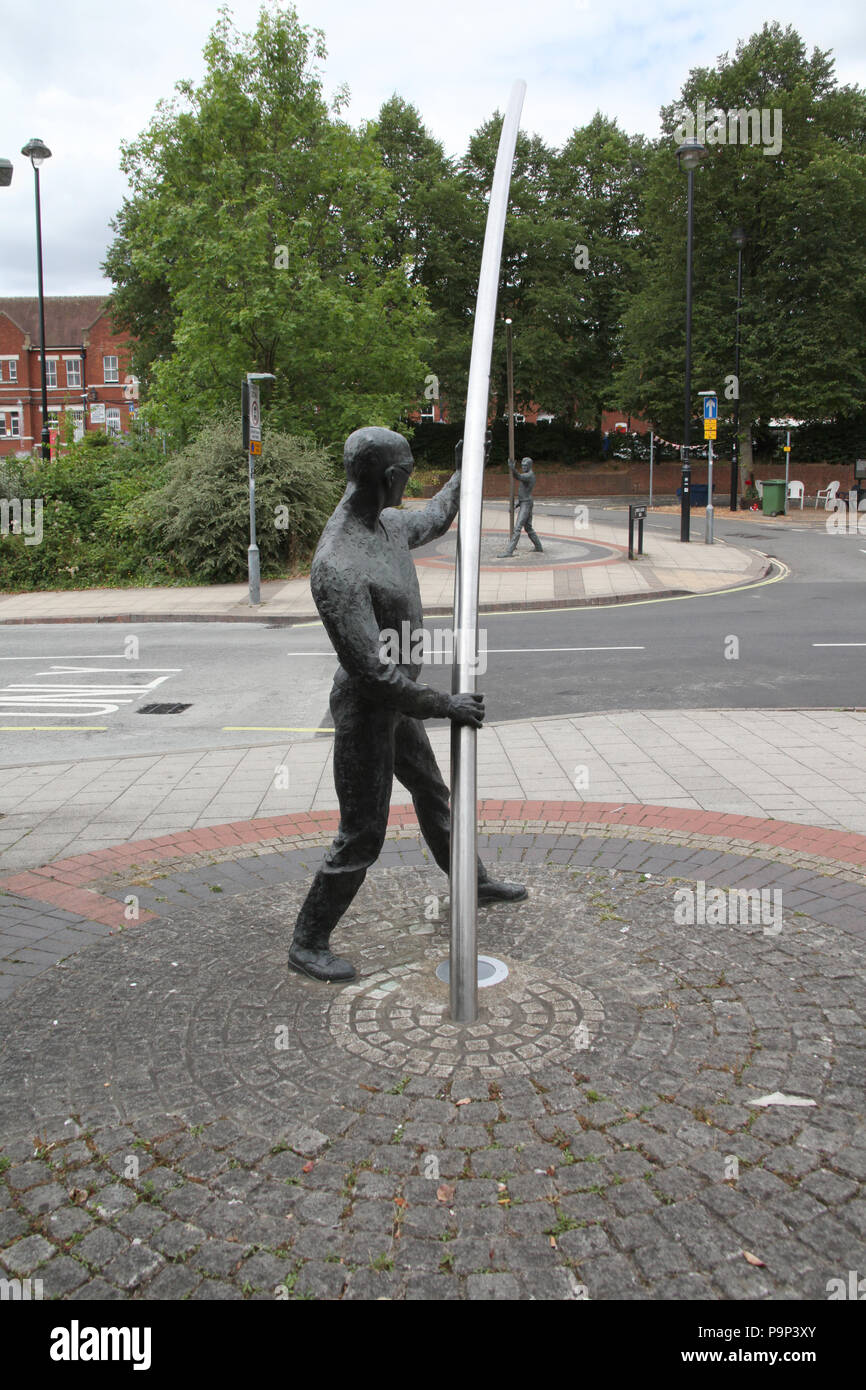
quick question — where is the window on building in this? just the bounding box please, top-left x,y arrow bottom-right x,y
105,406 -> 121,435
103,355 -> 119,384
68,407 -> 85,441
8,360 -> 16,383
47,412 -> 60,432
45,360 -> 57,389
66,358 -> 81,388
419,405 -> 435,421
9,412 -> 20,437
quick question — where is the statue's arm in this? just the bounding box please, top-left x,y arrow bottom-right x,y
313,564 -> 452,720
402,470 -> 461,551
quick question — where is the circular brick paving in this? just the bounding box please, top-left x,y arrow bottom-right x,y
2,854 -> 865,1301
329,956 -> 604,1078
419,532 -> 621,568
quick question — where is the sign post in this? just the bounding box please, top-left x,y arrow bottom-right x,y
628,504 -> 647,560
242,372 -> 275,607
701,392 -> 717,545
450,81 -> 525,1024
649,431 -> 654,508
783,430 -> 791,509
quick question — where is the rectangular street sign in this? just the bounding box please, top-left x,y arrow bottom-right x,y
703,396 -> 718,421
704,419 -> 717,440
249,440 -> 262,456
248,381 -> 261,448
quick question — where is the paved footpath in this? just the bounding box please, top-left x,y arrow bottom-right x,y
1,705 -> 865,1300
0,508 -> 771,623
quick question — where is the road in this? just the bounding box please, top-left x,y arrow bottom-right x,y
0,507 -> 862,767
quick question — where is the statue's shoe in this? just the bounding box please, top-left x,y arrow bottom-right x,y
478,878 -> 528,904
288,945 -> 357,983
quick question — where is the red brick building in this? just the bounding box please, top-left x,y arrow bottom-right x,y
0,297 -> 135,457
415,397 -> 650,436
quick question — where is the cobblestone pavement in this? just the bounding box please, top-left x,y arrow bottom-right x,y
1,832 -> 864,1301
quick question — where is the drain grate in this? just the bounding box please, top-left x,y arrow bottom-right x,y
137,703 -> 192,715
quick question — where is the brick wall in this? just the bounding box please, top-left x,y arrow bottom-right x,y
419,460 -> 859,499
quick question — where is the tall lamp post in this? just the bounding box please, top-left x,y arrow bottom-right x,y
505,317 -> 516,534
730,226 -> 747,511
676,138 -> 705,543
21,138 -> 52,461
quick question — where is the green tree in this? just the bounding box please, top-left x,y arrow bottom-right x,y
616,22 -> 866,476
103,4 -> 434,447
549,113 -> 646,427
367,95 -> 472,421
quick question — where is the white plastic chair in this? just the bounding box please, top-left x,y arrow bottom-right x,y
787,480 -> 804,508
815,480 -> 840,509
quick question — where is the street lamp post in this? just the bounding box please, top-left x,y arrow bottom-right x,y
21,139 -> 52,461
730,227 -> 747,511
505,317 -> 516,535
676,139 -> 705,543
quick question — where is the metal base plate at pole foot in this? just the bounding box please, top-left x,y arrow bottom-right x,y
436,956 -> 509,989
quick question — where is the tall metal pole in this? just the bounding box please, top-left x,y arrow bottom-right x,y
705,437 -> 714,544
649,430 -> 654,508
33,164 -> 50,461
731,242 -> 743,511
450,80 -> 525,1024
680,165 -> 695,543
505,318 -> 515,535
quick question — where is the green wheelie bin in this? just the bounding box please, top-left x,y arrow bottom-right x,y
762,479 -> 787,516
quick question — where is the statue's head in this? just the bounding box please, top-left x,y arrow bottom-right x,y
521,456 -> 533,473
344,427 -> 414,508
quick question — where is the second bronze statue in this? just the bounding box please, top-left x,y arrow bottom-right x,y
288,426 -> 528,985
498,457 -> 544,557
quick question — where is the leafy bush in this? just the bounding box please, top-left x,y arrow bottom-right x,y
0,439 -> 170,591
133,417 -> 342,582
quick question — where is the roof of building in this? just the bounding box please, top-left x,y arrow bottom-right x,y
0,296 -> 111,345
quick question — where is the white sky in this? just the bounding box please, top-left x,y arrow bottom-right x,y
2,0 -> 863,296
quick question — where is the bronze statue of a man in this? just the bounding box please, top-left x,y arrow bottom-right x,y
498,456 -> 543,556
289,426 -> 527,984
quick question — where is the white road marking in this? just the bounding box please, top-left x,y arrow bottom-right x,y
283,646 -> 645,655
0,666 -> 180,718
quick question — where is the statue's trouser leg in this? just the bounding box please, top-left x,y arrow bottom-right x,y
392,712 -> 489,885
522,503 -> 542,550
501,504 -> 528,556
291,684 -> 394,952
